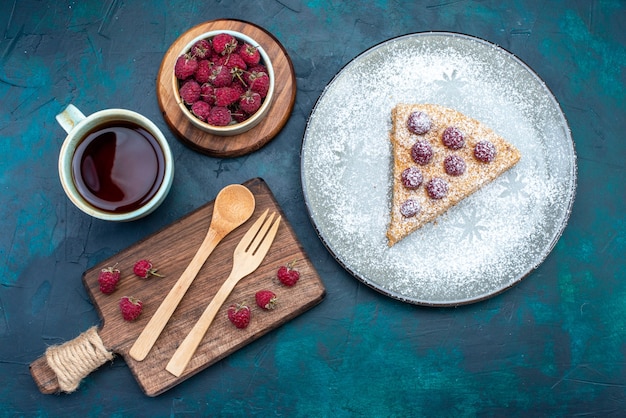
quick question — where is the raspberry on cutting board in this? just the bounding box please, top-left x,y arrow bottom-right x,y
255,290 -> 277,310
133,259 -> 163,279
227,303 -> 251,329
277,260 -> 300,287
119,296 -> 143,322
98,265 -> 120,294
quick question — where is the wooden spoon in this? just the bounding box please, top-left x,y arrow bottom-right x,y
129,184 -> 255,361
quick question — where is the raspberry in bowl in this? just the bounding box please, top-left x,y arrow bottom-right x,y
172,30 -> 275,136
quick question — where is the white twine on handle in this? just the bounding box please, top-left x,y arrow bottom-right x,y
45,326 -> 114,393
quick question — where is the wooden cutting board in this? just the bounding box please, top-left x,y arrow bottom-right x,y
30,178 -> 326,396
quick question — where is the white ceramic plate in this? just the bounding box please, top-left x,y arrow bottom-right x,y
301,32 -> 576,306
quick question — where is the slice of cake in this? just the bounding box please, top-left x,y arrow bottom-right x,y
386,104 -> 521,246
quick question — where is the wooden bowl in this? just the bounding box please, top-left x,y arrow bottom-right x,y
157,19 -> 297,157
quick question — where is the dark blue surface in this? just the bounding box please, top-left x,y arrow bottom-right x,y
1,1 -> 625,416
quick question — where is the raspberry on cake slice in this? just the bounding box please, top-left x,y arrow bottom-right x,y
386,103 -> 521,247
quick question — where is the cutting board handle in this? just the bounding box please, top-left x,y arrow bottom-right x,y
30,326 -> 113,394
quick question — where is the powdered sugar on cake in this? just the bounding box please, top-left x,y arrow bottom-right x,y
386,103 -> 522,246
301,33 -> 576,304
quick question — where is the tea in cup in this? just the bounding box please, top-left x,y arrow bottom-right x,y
57,104 -> 174,221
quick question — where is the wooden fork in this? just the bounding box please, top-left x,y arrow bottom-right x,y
165,209 -> 281,377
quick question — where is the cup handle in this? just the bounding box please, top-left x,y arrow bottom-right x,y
56,104 -> 86,134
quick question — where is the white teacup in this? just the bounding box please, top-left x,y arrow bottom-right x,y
57,104 -> 174,221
